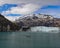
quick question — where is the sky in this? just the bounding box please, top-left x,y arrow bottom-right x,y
0,0 -> 60,21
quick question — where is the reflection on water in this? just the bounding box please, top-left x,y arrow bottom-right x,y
0,32 -> 60,48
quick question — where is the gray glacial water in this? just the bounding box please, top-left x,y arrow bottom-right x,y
0,31 -> 60,48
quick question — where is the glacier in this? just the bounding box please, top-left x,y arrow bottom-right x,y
29,26 -> 60,33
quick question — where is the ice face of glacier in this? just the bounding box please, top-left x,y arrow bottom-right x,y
30,26 -> 60,32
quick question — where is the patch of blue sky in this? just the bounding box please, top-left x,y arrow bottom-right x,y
34,5 -> 60,18
6,14 -> 21,16
0,4 -> 17,13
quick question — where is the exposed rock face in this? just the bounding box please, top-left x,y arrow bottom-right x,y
15,14 -> 60,28
0,14 -> 20,32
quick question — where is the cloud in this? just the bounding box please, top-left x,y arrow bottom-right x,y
2,3 -> 40,15
5,16 -> 20,21
0,0 -> 60,6
0,0 -> 60,21
2,3 -> 40,21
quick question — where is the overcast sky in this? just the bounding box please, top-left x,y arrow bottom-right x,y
0,0 -> 60,21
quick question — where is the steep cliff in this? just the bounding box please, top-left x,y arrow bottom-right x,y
0,14 -> 20,32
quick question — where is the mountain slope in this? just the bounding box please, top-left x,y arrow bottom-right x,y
0,14 -> 20,32
15,14 -> 60,28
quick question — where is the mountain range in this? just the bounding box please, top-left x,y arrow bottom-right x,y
0,14 -> 60,32
15,14 -> 60,29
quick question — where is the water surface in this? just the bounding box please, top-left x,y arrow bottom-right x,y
0,32 -> 60,48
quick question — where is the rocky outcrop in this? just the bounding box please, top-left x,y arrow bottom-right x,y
0,14 -> 20,32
